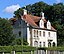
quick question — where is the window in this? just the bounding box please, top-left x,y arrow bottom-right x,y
48,32 -> 50,37
43,31 -> 45,37
43,42 -> 45,47
40,42 -> 41,47
34,41 -> 38,47
19,31 -> 21,37
34,30 -> 38,37
53,42 -> 56,47
39,31 -> 41,36
34,30 -> 36,37
48,42 -> 51,47
41,22 -> 42,26
37,30 -> 38,37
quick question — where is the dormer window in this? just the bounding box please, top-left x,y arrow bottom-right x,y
39,12 -> 45,28
39,19 -> 44,28
47,20 -> 51,29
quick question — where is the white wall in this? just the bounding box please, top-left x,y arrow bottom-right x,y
30,28 -> 57,47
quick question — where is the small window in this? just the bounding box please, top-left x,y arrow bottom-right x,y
37,30 -> 38,37
34,41 -> 38,47
37,30 -> 38,35
53,42 -> 56,47
43,42 -> 45,47
34,30 -> 36,37
48,32 -> 50,37
40,42 -> 41,47
43,31 -> 45,37
39,31 -> 41,36
19,31 -> 21,37
41,22 -> 42,26
48,42 -> 51,47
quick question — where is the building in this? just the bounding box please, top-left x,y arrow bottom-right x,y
10,9 -> 57,47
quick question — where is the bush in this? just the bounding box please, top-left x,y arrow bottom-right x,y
38,47 -> 64,51
0,46 -> 13,52
0,45 -> 36,52
0,45 -> 64,53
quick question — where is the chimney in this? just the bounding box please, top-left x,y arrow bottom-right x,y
41,12 -> 44,19
23,9 -> 27,15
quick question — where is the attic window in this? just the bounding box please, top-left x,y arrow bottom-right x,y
41,22 -> 42,26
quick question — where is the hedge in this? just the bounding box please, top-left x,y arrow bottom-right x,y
38,47 -> 64,51
0,46 -> 13,52
13,45 -> 36,51
0,46 -> 64,52
0,45 -> 36,52
47,47 -> 64,51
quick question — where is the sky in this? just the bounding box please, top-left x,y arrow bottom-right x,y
0,0 -> 64,19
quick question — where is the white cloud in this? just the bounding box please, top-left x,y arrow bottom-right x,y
56,0 -> 61,3
4,4 -> 21,13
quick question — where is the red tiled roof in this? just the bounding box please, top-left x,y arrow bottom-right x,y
27,15 -> 41,22
23,15 -> 38,27
51,26 -> 56,31
22,14 -> 56,31
10,14 -> 56,31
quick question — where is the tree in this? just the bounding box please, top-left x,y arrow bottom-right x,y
52,21 -> 64,46
0,18 -> 15,46
14,8 -> 23,18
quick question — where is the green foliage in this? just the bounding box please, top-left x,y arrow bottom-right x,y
37,47 -> 64,51
12,38 -> 28,46
14,8 -> 23,18
0,18 -> 15,46
13,45 -> 36,51
23,39 -> 29,45
0,46 -> 13,52
47,47 -> 64,51
0,45 -> 64,52
0,45 -> 36,52
15,38 -> 21,45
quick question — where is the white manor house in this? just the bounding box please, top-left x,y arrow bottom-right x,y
11,9 -> 57,47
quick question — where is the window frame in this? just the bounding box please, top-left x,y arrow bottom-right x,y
43,31 -> 45,37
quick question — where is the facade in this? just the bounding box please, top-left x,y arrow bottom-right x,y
11,9 -> 57,47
